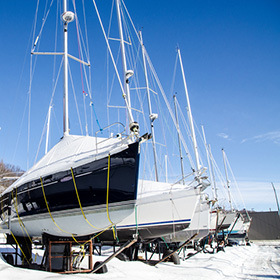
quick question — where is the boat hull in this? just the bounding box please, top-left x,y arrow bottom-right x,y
0,141 -> 140,237
210,210 -> 236,232
225,217 -> 251,240
97,182 -> 200,242
163,195 -> 210,243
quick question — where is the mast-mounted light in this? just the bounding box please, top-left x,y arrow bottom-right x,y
62,11 -> 75,23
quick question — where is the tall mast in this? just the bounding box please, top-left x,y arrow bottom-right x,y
209,145 -> 218,200
201,125 -> 216,199
115,0 -> 138,134
222,148 -> 233,210
271,182 -> 280,218
45,105 -> 52,154
173,95 -> 185,184
177,48 -> 200,172
139,30 -> 158,181
62,0 -> 75,136
165,155 -> 168,183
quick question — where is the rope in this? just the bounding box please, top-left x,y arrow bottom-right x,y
106,154 -> 117,240
0,219 -> 31,265
12,189 -> 33,243
0,195 -> 6,220
70,168 -> 102,230
0,214 -> 31,264
40,177 -> 79,243
90,101 -> 102,132
11,189 -> 33,261
9,230 -> 31,265
0,193 -> 31,264
41,154 -> 118,244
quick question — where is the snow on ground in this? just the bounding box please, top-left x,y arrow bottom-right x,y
0,241 -> 280,280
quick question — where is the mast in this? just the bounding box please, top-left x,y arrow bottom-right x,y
139,30 -> 158,181
173,95 -> 185,184
115,0 -> 138,134
45,105 -> 52,154
222,148 -> 233,211
201,125 -> 216,199
271,182 -> 280,217
165,155 -> 168,183
177,48 -> 201,172
62,1 -> 75,136
208,144 -> 218,200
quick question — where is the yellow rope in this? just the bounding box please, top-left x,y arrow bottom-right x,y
12,188 -> 33,244
70,168 -> 101,230
0,175 -> 119,267
9,230 -> 31,265
40,177 -> 79,243
0,210 -> 31,264
10,189 -> 33,262
71,152 -> 116,240
106,154 -> 116,240
41,154 -> 118,245
0,194 -> 6,220
40,176 -> 114,245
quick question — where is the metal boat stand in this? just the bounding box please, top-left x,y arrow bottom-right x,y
89,237 -> 138,273
225,213 -> 240,241
42,234 -> 94,273
152,233 -> 198,266
0,233 -> 30,267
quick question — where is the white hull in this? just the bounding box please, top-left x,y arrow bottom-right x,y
163,194 -> 210,242
117,180 -> 200,240
227,216 -> 251,235
210,210 -> 236,232
1,201 -> 135,237
98,180 -> 201,241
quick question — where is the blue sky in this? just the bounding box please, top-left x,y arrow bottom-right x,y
0,0 -> 279,211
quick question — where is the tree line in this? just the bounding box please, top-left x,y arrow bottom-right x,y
0,160 -> 23,193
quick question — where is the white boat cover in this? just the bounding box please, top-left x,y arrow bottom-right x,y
3,134 -> 133,194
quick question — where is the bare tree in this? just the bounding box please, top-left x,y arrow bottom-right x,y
0,160 -> 24,192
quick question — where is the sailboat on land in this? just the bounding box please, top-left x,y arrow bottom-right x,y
0,0 -> 141,238
93,8 -> 209,243
220,149 -> 251,241
160,48 -> 211,245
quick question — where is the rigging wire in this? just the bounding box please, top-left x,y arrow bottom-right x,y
27,0 -> 55,168
72,0 -> 89,135
8,4 -> 38,167
92,0 -> 135,127
224,152 -> 249,215
144,49 -> 196,171
114,0 -> 195,180
81,0 -> 94,135
176,98 -> 206,169
170,52 -> 179,98
68,64 -> 84,135
34,59 -> 64,163
209,152 -> 232,208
